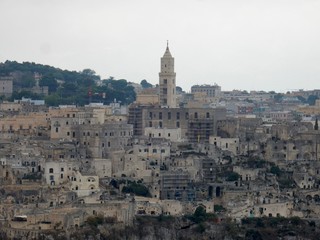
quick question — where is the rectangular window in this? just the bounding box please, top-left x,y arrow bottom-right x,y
176,112 -> 180,120
159,112 -> 162,119
164,79 -> 167,84
168,112 -> 171,120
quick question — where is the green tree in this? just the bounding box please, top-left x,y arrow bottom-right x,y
40,73 -> 58,93
176,86 -> 183,93
270,165 -> 282,176
44,94 -> 60,106
245,229 -> 262,240
10,91 -> 42,101
21,74 -> 36,88
86,215 -> 104,227
81,68 -> 96,76
140,79 -> 153,89
274,93 -> 284,102
214,204 -> 225,212
122,182 -> 151,197
193,206 -> 207,223
297,95 -> 306,103
307,95 -> 319,105
226,172 -> 240,181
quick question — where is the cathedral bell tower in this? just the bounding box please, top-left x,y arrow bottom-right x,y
159,42 -> 176,108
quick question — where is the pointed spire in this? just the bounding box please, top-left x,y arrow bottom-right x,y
163,40 -> 172,58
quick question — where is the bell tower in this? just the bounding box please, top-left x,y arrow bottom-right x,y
159,41 -> 176,108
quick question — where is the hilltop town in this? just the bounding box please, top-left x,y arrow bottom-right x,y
0,45 -> 320,239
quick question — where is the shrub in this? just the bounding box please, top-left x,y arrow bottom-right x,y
122,182 -> 151,197
214,205 -> 225,212
86,215 -> 104,227
290,216 -> 303,226
225,172 -> 240,181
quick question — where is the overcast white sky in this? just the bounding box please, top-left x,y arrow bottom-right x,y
1,0 -> 320,92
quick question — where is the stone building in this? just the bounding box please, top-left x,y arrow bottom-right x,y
0,112 -> 50,139
44,161 -> 73,186
191,84 -> 221,98
128,105 -> 226,143
70,170 -> 99,197
293,172 -> 315,189
144,127 -> 182,142
0,76 -> 13,97
160,170 -> 195,201
50,106 -> 133,158
136,88 -> 159,105
159,43 -> 176,108
73,122 -> 133,158
209,136 -> 239,155
298,99 -> 320,115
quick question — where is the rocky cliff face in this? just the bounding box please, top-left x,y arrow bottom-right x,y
2,216 -> 320,240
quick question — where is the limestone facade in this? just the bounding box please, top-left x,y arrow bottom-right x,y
159,44 -> 176,108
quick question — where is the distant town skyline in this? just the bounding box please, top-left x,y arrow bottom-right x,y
1,0 -> 320,93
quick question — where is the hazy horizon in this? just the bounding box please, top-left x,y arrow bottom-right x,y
1,0 -> 320,93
